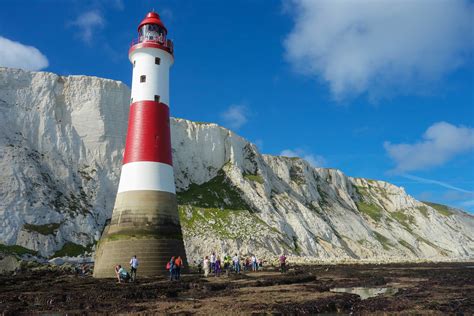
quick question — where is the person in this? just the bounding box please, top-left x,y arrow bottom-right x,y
279,254 -> 287,273
203,256 -> 210,277
114,264 -> 130,283
214,256 -> 222,277
223,254 -> 230,272
244,257 -> 250,271
251,255 -> 258,272
167,257 -> 176,281
196,260 -> 203,275
210,252 -> 216,273
222,254 -> 229,275
175,256 -> 183,280
232,253 -> 240,274
129,255 -> 139,281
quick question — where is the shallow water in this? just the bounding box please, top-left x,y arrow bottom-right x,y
330,287 -> 398,300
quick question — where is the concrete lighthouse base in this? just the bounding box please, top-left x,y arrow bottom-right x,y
93,191 -> 188,278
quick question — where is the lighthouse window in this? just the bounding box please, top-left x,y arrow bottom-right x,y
154,95 -> 160,102
140,75 -> 146,83
133,60 -> 136,67
155,57 -> 161,65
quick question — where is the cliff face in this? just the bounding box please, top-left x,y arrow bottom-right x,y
1,67 -> 473,262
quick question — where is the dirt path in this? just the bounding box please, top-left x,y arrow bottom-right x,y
1,262 -> 473,314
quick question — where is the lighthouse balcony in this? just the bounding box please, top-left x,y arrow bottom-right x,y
130,36 -> 174,55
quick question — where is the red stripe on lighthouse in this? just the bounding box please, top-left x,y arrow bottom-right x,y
123,101 -> 172,165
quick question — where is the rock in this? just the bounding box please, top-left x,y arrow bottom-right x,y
0,254 -> 20,274
0,67 -> 473,263
48,258 -> 65,265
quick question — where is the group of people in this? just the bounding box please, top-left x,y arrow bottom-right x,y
166,256 -> 184,281
113,252 -> 288,283
198,252 -> 268,277
114,255 -> 139,283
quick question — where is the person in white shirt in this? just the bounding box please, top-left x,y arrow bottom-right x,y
232,254 -> 240,273
251,255 -> 257,272
129,255 -> 139,281
203,256 -> 210,277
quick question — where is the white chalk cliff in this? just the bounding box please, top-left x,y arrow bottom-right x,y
0,67 -> 473,263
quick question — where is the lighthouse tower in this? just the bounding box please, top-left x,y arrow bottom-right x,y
93,12 -> 187,277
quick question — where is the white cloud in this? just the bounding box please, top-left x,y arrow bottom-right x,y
401,174 -> 472,194
70,11 -> 105,43
0,36 -> 48,71
221,105 -> 248,129
442,190 -> 474,201
385,122 -> 474,172
284,0 -> 474,99
280,148 -> 326,167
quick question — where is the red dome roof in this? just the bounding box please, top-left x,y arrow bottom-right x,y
138,12 -> 167,33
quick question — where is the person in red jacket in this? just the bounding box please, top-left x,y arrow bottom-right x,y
279,254 -> 287,273
175,256 -> 183,280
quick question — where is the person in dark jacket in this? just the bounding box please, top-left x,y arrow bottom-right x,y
168,256 -> 176,281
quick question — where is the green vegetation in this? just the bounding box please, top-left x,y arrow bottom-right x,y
179,206 -> 250,239
52,242 -> 91,258
391,211 -> 416,232
0,243 -> 37,256
317,186 -> 330,208
105,232 -> 183,242
354,184 -> 386,221
359,182 -> 391,201
23,223 -> 61,235
178,205 -> 294,253
357,239 -> 368,246
243,174 -> 264,184
423,202 -> 453,216
306,202 -> 323,215
356,201 -> 383,222
417,206 -> 429,218
292,236 -> 301,254
51,187 -> 92,217
414,234 -> 438,249
413,234 -> 450,256
177,168 -> 296,251
372,231 -> 392,250
289,165 -> 305,185
354,185 -> 370,198
375,187 -> 390,201
177,170 -> 251,211
398,239 -> 417,255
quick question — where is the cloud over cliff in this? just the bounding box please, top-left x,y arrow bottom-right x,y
284,0 -> 474,99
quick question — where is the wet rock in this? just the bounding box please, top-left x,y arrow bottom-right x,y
0,255 -> 20,274
48,257 -> 65,265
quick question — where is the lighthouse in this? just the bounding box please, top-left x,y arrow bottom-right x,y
93,12 -> 187,277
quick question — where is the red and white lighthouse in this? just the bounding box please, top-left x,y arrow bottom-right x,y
94,12 -> 187,277
121,12 -> 175,196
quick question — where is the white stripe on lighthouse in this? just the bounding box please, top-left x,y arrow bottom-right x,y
130,48 -> 173,105
117,161 -> 176,194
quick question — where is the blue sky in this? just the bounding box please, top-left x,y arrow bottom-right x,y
1,0 -> 473,212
